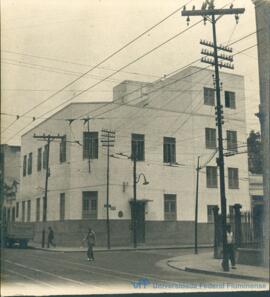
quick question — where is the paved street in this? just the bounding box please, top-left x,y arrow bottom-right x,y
1,248 -> 261,296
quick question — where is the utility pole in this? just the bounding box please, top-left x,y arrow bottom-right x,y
114,151 -> 149,248
182,1 -> 245,272
101,129 -> 115,250
33,134 -> 65,248
133,150 -> 137,248
194,156 -> 200,254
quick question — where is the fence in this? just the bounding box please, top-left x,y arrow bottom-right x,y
213,204 -> 264,258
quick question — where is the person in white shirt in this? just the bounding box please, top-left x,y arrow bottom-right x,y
226,224 -> 236,269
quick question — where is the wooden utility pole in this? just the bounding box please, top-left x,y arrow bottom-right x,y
101,129 -> 115,249
33,134 -> 65,248
194,156 -> 200,254
133,151 -> 137,248
182,1 -> 245,271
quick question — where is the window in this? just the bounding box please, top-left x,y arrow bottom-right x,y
23,155 -> 27,176
227,130 -> 238,152
228,168 -> 239,189
207,205 -> 217,223
43,197 -> 47,221
16,202 -> 19,218
204,87 -> 215,106
131,133 -> 145,161
206,166 -> 218,188
36,198 -> 40,222
22,201 -> 25,222
205,128 -> 216,149
60,193 -> 65,220
163,137 -> 176,163
28,153 -> 32,175
83,132 -> 98,159
60,136 -> 67,163
43,145 -> 48,169
27,200 -> 31,222
82,191 -> 98,219
37,148 -> 42,171
225,91 -> 236,109
164,194 -> 177,221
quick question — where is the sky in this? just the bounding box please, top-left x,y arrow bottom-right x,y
1,0 -> 261,145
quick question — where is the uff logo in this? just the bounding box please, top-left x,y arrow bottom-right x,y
131,278 -> 151,288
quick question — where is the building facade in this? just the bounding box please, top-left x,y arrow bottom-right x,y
18,66 -> 250,246
0,144 -> 20,224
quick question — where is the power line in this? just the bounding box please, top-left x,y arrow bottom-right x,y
3,41 -> 258,143
2,1 -> 191,134
2,26 -> 257,138
2,50 -> 160,79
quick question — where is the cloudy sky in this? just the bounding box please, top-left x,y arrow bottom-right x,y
1,0 -> 260,145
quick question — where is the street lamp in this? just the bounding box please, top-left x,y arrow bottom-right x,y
136,173 -> 149,185
113,152 -> 150,248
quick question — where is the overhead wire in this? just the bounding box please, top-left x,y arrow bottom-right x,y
3,13 -> 258,143
1,0 -> 192,135
3,41 -> 259,144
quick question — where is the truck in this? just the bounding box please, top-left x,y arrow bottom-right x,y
4,223 -> 34,248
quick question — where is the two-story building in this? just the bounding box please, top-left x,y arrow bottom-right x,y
18,66 -> 250,247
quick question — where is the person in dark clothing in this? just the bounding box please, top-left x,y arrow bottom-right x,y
83,228 -> 96,261
47,227 -> 56,248
226,224 -> 236,269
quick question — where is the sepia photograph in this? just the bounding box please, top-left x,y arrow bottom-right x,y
0,0 -> 269,296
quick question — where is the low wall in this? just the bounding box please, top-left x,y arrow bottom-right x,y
29,220 -> 214,247
237,248 -> 264,266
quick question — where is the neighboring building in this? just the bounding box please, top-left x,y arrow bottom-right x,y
18,66 -> 250,246
249,173 -> 264,238
0,144 -> 20,224
252,0 -> 270,265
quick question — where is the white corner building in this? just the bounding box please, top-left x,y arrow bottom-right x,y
18,66 -> 250,246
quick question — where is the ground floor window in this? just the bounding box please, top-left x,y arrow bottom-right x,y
22,201 -> 25,222
36,198 -> 41,222
82,191 -> 98,219
27,200 -> 31,222
164,194 -> 177,220
43,197 -> 47,221
60,193 -> 65,220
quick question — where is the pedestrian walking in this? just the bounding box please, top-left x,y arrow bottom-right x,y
47,227 -> 56,248
83,228 -> 96,261
226,224 -> 236,269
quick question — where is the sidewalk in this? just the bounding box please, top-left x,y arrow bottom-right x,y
167,252 -> 270,282
28,241 -> 212,253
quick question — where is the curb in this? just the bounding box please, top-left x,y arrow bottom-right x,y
28,244 -> 213,253
167,260 -> 269,282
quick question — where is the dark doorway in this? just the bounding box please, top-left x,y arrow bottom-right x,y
136,202 -> 145,243
131,201 -> 145,244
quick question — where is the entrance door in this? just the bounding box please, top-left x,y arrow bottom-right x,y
136,203 -> 145,243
